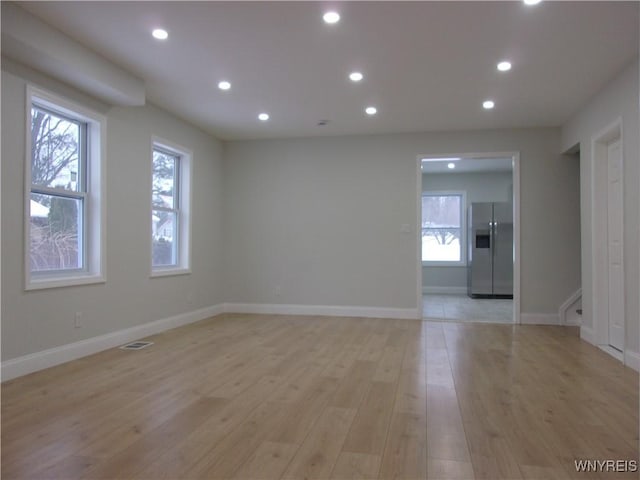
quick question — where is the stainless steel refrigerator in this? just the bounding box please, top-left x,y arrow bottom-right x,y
467,202 -> 513,298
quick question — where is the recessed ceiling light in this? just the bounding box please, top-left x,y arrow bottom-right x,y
258,113 -> 270,121
523,0 -> 541,5
349,72 -> 364,82
323,11 -> 340,24
218,81 -> 231,91
152,28 -> 168,40
483,100 -> 495,110
447,163 -> 456,169
497,61 -> 512,72
365,106 -> 377,115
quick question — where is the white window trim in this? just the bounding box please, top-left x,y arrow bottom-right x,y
421,190 -> 466,267
150,136 -> 192,278
24,85 -> 106,291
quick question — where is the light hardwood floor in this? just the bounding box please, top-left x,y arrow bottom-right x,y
1,314 -> 638,479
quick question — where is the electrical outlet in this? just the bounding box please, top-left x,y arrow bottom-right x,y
275,286 -> 282,296
74,312 -> 83,328
187,292 -> 194,305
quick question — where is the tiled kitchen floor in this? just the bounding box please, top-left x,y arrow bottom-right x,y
422,293 -> 513,323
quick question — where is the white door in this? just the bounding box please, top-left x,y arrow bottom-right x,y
607,140 -> 624,351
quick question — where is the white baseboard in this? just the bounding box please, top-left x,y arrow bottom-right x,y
422,286 -> 467,295
580,325 -> 595,345
1,304 -> 224,382
624,350 -> 640,372
520,312 -> 560,325
223,303 -> 419,320
598,344 -> 624,362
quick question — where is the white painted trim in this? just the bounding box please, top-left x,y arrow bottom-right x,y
224,303 -> 420,320
150,136 -> 193,276
591,118 -> 624,351
512,152 -> 521,325
422,286 -> 468,295
25,85 -> 107,291
150,267 -> 191,278
598,345 -> 624,362
580,325 -> 595,345
1,304 -> 224,381
624,350 -> 640,372
520,313 -> 560,325
558,288 -> 582,325
416,151 -> 521,325
416,156 -> 423,319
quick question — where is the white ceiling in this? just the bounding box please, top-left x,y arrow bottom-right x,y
17,1 -> 639,141
421,157 -> 512,174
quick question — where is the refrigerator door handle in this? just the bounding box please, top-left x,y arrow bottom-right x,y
491,218 -> 496,295
493,221 -> 498,256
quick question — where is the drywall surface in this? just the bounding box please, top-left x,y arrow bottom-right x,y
1,61 -> 225,361
421,171 -> 512,290
224,127 -> 580,315
562,58 -> 639,353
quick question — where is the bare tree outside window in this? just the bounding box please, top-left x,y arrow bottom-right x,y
422,194 -> 462,262
152,148 -> 179,267
29,107 -> 84,272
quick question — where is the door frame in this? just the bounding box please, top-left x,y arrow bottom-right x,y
591,117 -> 625,360
416,151 -> 521,324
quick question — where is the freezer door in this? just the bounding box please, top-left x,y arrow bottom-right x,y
492,202 -> 513,296
468,203 -> 494,296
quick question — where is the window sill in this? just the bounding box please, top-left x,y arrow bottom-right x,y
26,273 -> 106,291
150,267 -> 191,278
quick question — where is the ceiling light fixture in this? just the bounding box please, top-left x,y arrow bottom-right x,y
523,0 -> 542,5
349,72 -> 364,82
447,163 -> 456,169
483,100 -> 495,110
323,11 -> 340,24
258,113 -> 270,121
218,81 -> 231,91
365,106 -> 377,115
497,61 -> 512,72
152,28 -> 168,40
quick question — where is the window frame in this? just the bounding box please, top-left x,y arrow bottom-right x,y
421,190 -> 466,267
150,137 -> 192,277
25,85 -> 106,290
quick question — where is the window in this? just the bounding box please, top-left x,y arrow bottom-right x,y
422,192 -> 465,265
26,87 -> 105,289
151,139 -> 191,276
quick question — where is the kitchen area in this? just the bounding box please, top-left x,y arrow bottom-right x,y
421,156 -> 514,323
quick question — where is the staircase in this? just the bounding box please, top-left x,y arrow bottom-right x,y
559,289 -> 582,325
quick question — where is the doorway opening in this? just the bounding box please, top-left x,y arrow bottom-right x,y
416,153 -> 520,324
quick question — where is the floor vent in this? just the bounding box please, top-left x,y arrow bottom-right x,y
120,341 -> 153,351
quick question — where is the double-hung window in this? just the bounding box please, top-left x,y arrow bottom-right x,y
422,192 -> 465,265
27,87 -> 105,289
151,139 -> 191,276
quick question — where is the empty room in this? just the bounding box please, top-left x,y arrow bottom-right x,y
1,2 -> 638,479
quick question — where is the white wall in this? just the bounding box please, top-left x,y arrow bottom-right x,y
223,127 -> 581,316
1,59 -> 225,362
562,58 -> 639,355
421,171 -> 512,291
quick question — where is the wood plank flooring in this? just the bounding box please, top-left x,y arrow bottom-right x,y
1,314 -> 638,479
